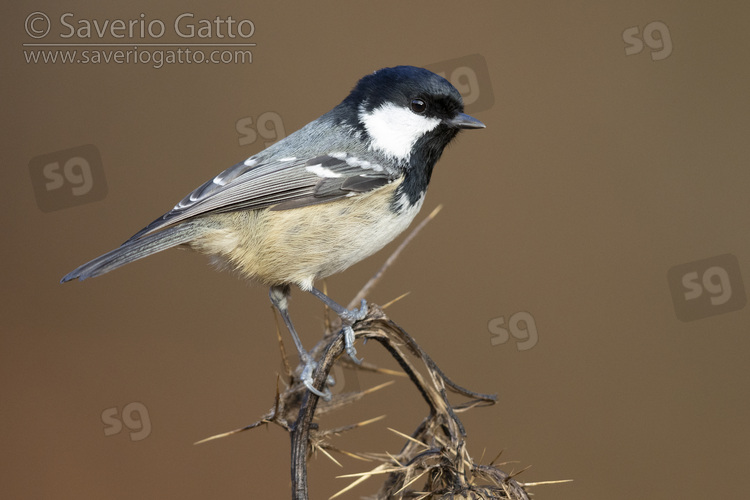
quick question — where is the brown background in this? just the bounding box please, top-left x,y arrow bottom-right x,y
3,1 -> 749,498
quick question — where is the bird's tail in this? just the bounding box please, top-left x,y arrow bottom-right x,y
60,222 -> 208,283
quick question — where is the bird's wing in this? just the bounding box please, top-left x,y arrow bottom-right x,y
125,152 -> 395,242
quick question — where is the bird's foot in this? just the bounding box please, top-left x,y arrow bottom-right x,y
339,299 -> 368,324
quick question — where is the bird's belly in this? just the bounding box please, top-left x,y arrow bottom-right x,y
192,180 -> 424,290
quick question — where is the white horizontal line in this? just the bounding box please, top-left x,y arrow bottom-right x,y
22,43 -> 257,47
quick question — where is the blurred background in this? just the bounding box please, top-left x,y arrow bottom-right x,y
3,1 -> 749,498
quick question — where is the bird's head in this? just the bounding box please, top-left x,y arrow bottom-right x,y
339,65 -> 485,165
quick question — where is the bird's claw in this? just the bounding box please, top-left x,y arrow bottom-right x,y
343,325 -> 362,364
301,360 -> 332,401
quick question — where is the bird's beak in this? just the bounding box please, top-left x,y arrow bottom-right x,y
447,112 -> 485,129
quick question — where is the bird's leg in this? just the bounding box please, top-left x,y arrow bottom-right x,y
269,285 -> 331,400
307,287 -> 367,364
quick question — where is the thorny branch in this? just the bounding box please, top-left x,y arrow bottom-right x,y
195,207 -> 564,499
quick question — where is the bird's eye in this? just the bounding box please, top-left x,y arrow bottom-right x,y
410,99 -> 426,114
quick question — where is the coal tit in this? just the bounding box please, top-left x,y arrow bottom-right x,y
61,65 -> 485,397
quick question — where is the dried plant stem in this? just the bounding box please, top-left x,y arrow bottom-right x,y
195,207 -> 549,499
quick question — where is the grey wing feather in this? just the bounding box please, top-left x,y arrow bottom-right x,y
126,152 -> 395,242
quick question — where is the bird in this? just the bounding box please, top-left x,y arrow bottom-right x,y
61,65 -> 485,398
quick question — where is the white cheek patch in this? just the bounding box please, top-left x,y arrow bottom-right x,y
359,103 -> 441,161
